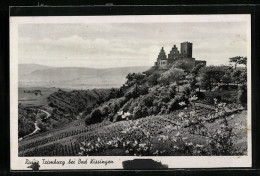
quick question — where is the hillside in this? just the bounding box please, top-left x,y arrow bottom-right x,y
19,64 -> 53,76
19,64 -> 150,89
18,87 -> 110,138
18,60 -> 248,157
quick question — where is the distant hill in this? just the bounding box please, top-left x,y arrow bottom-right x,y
19,64 -> 151,89
19,64 -> 53,76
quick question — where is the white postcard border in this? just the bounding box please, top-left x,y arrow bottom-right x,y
10,15 -> 252,170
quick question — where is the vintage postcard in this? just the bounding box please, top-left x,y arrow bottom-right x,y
10,15 -> 251,170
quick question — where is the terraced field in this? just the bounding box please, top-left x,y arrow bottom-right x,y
19,104 -> 247,156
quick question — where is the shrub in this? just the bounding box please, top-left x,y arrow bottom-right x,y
142,94 -> 154,107
37,121 -> 48,132
18,117 -> 35,138
237,84 -> 247,107
169,85 -> 177,98
133,107 -> 142,120
85,115 -> 92,125
139,85 -> 149,95
182,85 -> 191,96
101,105 -> 110,117
85,108 -> 103,125
147,73 -> 160,86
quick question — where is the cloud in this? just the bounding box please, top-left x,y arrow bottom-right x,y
18,22 -> 248,68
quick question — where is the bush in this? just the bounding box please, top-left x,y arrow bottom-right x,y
101,105 -> 110,117
191,91 -> 205,100
168,98 -> 179,112
182,85 -> 191,96
85,115 -> 92,125
133,107 -> 142,120
139,85 -> 149,95
237,85 -> 247,107
37,121 -> 48,132
203,90 -> 238,104
18,117 -> 35,138
85,108 -> 103,125
147,73 -> 160,86
142,94 -> 154,107
169,85 -> 177,98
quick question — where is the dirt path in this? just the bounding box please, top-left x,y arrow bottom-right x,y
39,109 -> 51,118
19,109 -> 51,141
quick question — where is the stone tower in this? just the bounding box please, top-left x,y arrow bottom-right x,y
181,42 -> 192,58
156,47 -> 168,68
157,47 -> 167,60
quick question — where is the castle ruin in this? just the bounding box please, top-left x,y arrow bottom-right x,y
154,42 -> 206,71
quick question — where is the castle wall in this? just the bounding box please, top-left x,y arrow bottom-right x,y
195,60 -> 207,66
159,60 -> 168,69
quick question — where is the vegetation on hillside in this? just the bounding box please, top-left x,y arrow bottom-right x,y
84,57 -> 247,126
18,56 -> 248,157
47,89 -> 109,123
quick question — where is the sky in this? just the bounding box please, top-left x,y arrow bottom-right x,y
18,20 -> 248,68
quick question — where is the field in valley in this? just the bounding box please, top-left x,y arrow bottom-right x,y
19,87 -> 59,107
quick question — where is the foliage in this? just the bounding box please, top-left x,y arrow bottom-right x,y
133,107 -> 143,120
37,121 -> 48,132
200,90 -> 238,105
48,89 -> 109,122
147,73 -> 160,86
105,88 -> 123,101
126,73 -> 146,86
18,106 -> 38,138
229,56 -> 247,69
198,66 -> 226,91
237,84 -> 247,107
79,99 -> 244,156
158,68 -> 186,86
18,116 -> 35,138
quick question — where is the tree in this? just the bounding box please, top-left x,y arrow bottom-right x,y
221,66 -> 233,85
90,108 -> 102,123
147,73 -> 160,86
229,56 -> 247,70
198,66 -> 225,91
142,94 -> 154,107
158,68 -> 186,91
105,88 -> 119,101
169,85 -> 177,98
133,107 -> 142,119
191,63 -> 205,76
231,69 -> 244,84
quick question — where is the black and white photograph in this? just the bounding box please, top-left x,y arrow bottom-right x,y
10,15 -> 251,170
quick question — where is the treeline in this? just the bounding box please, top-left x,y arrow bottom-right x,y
84,56 -> 247,126
47,89 -> 110,123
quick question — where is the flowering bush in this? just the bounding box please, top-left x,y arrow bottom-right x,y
79,97 -> 245,156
